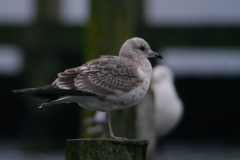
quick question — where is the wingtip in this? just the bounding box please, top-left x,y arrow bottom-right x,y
39,103 -> 48,108
12,90 -> 21,93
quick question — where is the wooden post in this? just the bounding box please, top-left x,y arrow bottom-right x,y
82,0 -> 139,139
66,139 -> 149,160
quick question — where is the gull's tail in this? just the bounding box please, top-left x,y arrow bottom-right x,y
13,85 -> 88,98
13,85 -> 96,107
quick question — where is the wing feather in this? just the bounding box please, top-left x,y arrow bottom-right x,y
54,56 -> 143,96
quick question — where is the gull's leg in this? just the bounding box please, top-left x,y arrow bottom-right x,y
106,111 -> 127,140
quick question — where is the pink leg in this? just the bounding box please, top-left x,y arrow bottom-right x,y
106,112 -> 127,140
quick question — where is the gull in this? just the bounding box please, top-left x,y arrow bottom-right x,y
151,65 -> 183,137
84,111 -> 108,137
13,37 -> 163,139
84,111 -> 107,126
136,65 -> 183,158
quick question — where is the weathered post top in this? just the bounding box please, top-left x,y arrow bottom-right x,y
66,139 -> 149,160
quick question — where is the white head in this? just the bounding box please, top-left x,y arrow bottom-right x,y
119,37 -> 163,59
151,65 -> 174,87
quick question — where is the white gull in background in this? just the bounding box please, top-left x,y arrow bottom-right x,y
136,65 -> 183,159
151,65 -> 183,137
84,111 -> 108,137
13,37 -> 163,139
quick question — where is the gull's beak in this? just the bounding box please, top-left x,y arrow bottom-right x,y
148,52 -> 163,59
151,76 -> 157,83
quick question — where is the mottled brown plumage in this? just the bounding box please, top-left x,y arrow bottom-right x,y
53,56 -> 142,97
13,37 -> 163,139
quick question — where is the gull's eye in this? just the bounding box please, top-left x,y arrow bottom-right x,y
139,46 -> 145,51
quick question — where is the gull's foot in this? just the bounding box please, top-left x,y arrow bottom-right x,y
110,135 -> 127,140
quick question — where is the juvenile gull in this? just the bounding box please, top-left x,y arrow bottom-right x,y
13,37 -> 163,139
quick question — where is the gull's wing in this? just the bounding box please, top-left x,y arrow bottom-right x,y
53,56 -> 143,97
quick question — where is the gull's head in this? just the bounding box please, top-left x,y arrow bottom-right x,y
151,65 -> 174,85
119,37 -> 163,59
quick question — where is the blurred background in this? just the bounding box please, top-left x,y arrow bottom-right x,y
0,0 -> 240,159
